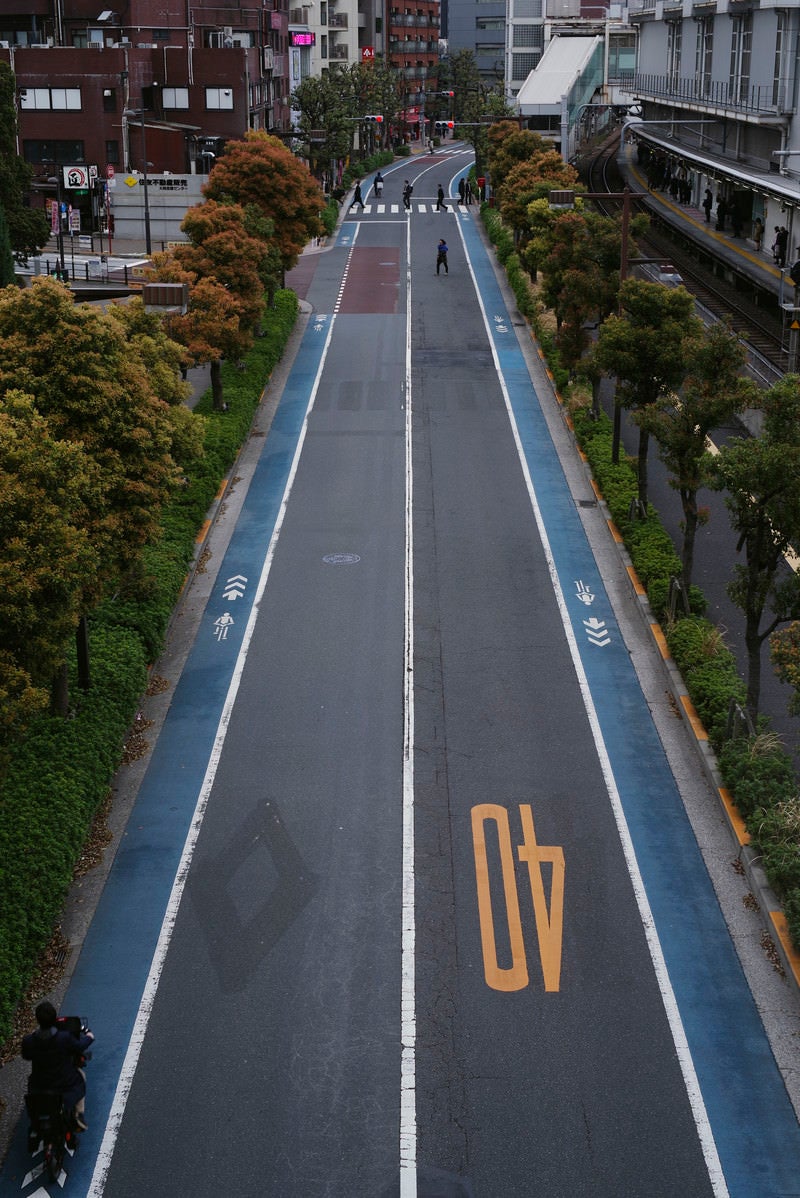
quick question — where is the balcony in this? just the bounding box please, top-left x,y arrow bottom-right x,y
633,72 -> 792,117
330,43 -> 349,58
328,13 -> 349,27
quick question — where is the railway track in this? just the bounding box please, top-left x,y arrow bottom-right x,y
583,135 -> 786,387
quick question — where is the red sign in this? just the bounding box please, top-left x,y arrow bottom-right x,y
106,165 -> 115,179
361,46 -> 374,61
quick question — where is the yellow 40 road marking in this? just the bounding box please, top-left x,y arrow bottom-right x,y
471,804 -> 565,992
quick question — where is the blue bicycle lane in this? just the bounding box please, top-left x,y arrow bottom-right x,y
0,312 -> 334,1198
452,207 -> 800,1197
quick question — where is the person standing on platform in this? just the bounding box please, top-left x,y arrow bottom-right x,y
715,195 -> 727,231
753,217 -> 764,252
777,225 -> 789,267
702,187 -> 713,223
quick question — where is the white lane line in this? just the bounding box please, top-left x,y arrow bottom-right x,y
399,203 -> 417,1197
453,217 -> 730,1198
86,312 -> 339,1198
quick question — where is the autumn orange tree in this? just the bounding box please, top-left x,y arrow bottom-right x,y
203,130 -> 325,272
497,154 -> 581,247
150,198 -> 276,409
487,125 -> 551,192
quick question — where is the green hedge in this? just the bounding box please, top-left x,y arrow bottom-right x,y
0,290 -> 298,1045
482,205 -> 800,952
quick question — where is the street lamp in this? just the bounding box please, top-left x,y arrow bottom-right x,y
123,107 -> 152,255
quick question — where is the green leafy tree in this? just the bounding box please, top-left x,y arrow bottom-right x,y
292,72 -> 355,179
635,322 -> 757,591
203,131 -> 325,272
0,63 -> 49,261
447,57 -> 513,175
709,375 -> 800,721
0,390 -> 98,740
0,278 -> 183,603
593,279 -> 700,506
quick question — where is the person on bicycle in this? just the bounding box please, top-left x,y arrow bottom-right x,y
22,1002 -> 94,1130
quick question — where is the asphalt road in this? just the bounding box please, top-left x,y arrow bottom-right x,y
3,148 -> 800,1198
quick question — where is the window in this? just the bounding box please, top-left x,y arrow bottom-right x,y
666,20 -> 681,83
773,11 -> 785,106
20,87 -> 81,110
513,24 -> 543,47
512,52 -> 540,78
153,28 -> 170,40
695,16 -> 713,95
106,139 -> 120,164
512,0 -> 542,16
163,87 -> 190,109
478,17 -> 505,29
321,33 -> 328,56
22,139 -> 85,165
729,12 -> 752,103
103,87 -> 116,112
205,86 -> 234,109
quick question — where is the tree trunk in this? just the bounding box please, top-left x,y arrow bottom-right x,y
745,612 -> 763,724
637,425 -> 650,508
210,358 -> 224,410
680,489 -> 698,591
76,615 -> 91,691
51,662 -> 69,718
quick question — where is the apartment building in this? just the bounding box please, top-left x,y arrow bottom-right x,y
0,0 -> 292,177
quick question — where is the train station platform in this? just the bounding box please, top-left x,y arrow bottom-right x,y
617,139 -> 798,311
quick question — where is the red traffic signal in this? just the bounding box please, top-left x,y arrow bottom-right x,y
364,114 -> 384,123
444,91 -> 454,97
446,120 -> 454,129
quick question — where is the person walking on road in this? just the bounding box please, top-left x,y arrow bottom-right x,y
403,180 -> 413,211
436,238 -> 449,275
458,178 -> 466,205
350,182 -> 365,211
436,183 -> 447,212
374,171 -> 383,198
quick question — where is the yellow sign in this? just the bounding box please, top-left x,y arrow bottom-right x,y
471,803 -> 565,992
124,175 -> 139,188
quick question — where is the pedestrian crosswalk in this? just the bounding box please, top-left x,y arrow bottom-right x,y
345,202 -> 471,216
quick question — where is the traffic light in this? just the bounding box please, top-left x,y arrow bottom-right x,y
364,114 -> 384,124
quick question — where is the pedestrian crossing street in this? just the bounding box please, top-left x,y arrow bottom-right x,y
346,202 -> 471,216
